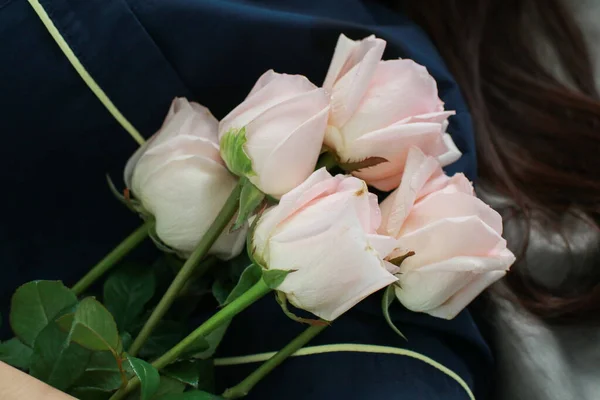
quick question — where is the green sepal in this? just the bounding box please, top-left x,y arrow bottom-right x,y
262,269 -> 294,289
106,175 -> 145,215
232,178 -> 266,231
220,127 -> 255,177
382,285 -> 407,341
223,264 -> 262,306
339,156 -> 388,172
275,292 -> 329,326
388,251 -> 415,267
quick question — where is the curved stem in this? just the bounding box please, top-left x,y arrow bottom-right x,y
71,220 -> 153,295
223,324 -> 328,399
127,181 -> 243,356
110,278 -> 271,400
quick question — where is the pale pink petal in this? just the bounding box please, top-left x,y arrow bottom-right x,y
252,169 -> 335,243
406,111 -> 455,125
367,193 -> 382,233
153,99 -> 218,147
442,174 -> 474,196
378,148 -> 444,237
347,123 -> 448,191
328,38 -> 386,127
401,191 -> 504,236
132,136 -> 223,193
269,208 -> 397,321
426,270 -> 508,319
395,270 -> 474,313
438,133 -> 462,166
140,156 -> 245,259
394,216 -> 507,272
247,90 -> 330,197
366,233 -> 400,259
338,60 -> 442,140
219,72 -> 317,138
395,252 -> 513,316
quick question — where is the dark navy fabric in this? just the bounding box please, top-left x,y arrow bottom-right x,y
0,0 -> 486,398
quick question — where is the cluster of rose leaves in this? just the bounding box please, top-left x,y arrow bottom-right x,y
0,34 -> 515,399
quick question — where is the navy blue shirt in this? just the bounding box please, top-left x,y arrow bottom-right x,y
0,0 -> 486,398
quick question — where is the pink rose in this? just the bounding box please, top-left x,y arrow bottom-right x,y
323,34 -> 462,191
124,98 -> 246,259
379,147 -> 515,319
219,71 -> 330,198
252,169 -> 398,321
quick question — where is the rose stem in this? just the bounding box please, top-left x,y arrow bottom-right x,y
222,324 -> 328,399
127,180 -> 243,356
71,220 -> 154,295
109,278 -> 271,400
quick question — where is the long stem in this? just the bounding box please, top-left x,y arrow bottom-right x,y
110,279 -> 271,400
127,181 -> 243,356
72,220 -> 153,295
223,324 -> 328,399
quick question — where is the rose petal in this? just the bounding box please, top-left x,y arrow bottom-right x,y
269,207 -> 397,321
219,71 -> 317,138
139,156 -> 245,259
247,89 -> 330,197
328,38 -> 386,127
378,148 -> 446,236
338,60 -> 442,139
400,191 -> 504,237
426,270 -> 508,319
395,216 -> 508,272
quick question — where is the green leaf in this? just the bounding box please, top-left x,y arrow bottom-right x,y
138,321 -> 186,360
156,391 -> 222,400
56,298 -> 121,352
0,338 -> 32,369
223,264 -> 262,305
29,322 -> 91,390
190,321 -> 230,360
68,350 -> 130,397
69,387 -> 113,400
10,280 -> 78,346
104,266 -> 156,332
127,355 -> 161,400
121,332 -> 133,350
219,127 -> 255,177
232,178 -> 265,231
382,285 -> 407,341
262,269 -> 293,289
150,376 -> 186,399
339,156 -> 388,172
163,359 -> 214,391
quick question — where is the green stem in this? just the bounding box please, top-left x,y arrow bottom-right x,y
71,220 -> 153,295
127,181 -> 243,357
315,151 -> 338,171
110,279 -> 271,400
223,324 -> 328,399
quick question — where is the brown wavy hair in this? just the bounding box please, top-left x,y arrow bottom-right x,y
401,0 -> 600,322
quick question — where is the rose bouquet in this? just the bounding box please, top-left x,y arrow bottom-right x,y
0,34 -> 514,399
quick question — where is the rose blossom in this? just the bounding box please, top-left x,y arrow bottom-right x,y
124,98 -> 245,259
379,147 -> 515,319
252,169 -> 398,321
323,34 -> 461,191
219,70 -> 330,198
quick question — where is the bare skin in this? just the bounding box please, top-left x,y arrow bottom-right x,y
0,362 -> 75,400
